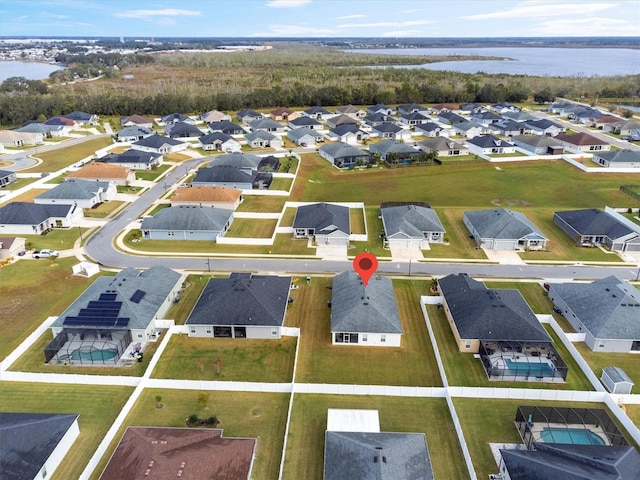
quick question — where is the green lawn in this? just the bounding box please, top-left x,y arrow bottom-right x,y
280,207 -> 296,227
0,177 -> 39,190
116,185 -> 144,194
349,206 -> 388,258
164,274 -> 210,324
0,382 -> 133,480
135,164 -> 172,181
287,278 -> 443,386
574,343 -> 640,394
0,258 -> 101,360
22,227 -> 88,250
349,207 -> 366,235
88,389 -> 289,480
24,137 -> 113,172
426,208 -> 487,260
283,394 -> 469,480
226,218 -> 277,238
150,335 -> 297,382
236,195 -> 286,213
270,177 -> 293,191
4,188 -> 48,203
83,200 -> 126,218
626,405 -> 640,429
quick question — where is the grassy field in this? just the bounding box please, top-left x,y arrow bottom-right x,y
574,343 -> 640,394
236,195 -> 286,213
226,218 -> 277,238
283,394 -> 469,480
88,389 -> 289,480
270,177 -> 293,191
0,382 -> 133,480
426,208 -> 487,259
83,200 -> 126,218
135,164 -> 172,181
150,335 -> 297,382
0,258 -> 101,360
21,227 -> 88,250
287,278 -> 443,386
164,274 -> 209,324
24,137 -> 113,172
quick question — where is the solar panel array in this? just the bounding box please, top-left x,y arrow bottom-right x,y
63,292 -> 130,328
129,289 -> 146,304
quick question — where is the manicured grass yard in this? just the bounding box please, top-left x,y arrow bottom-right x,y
83,200 -> 126,218
164,274 -> 210,324
0,258 -> 101,360
280,207 -> 296,227
270,177 -> 293,191
151,335 -> 297,382
22,227 -> 88,250
283,394 -> 469,480
4,188 -> 48,203
426,208 -> 487,260
574,343 -> 640,394
0,382 -> 132,480
135,164 -> 172,181
349,207 -> 366,234
349,206 -> 388,258
226,218 -> 277,238
0,177 -> 39,190
626,404 -> 640,428
287,277 -> 442,386
25,137 -> 113,172
236,195 -> 286,213
89,389 -> 289,480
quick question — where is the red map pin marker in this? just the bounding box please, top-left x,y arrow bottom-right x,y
353,252 -> 378,287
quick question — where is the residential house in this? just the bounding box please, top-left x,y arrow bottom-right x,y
494,119 -> 525,137
381,203 -> 445,248
466,135 -> 516,155
325,114 -> 359,129
160,112 -> 192,125
369,139 -> 420,165
501,111 -> 537,123
548,276 -> 640,352
0,413 -> 80,480
490,102 -> 520,113
398,112 -> 429,126
549,101 -> 575,115
553,208 -> 640,252
68,162 -> 135,186
0,236 -> 26,260
554,132 -> 611,152
289,116 -> 323,130
0,130 -> 40,147
318,142 -> 371,168
35,179 -> 116,209
459,102 -> 482,113
397,103 -> 430,115
131,134 -> 188,154
199,110 -> 231,123
191,165 -> 270,190
64,111 -> 98,125
165,121 -> 204,139
335,104 -> 366,118
371,123 -> 412,141
511,135 -> 565,155
98,149 -> 162,170
269,107 -> 298,122
303,106 -> 333,120
593,149 -> 640,168
47,265 -> 182,363
15,122 -> 65,138
171,186 -> 242,210
610,120 -> 640,136
115,125 -> 154,143
363,113 -> 392,127
100,427 -> 256,480
523,119 -> 564,136
0,202 -> 83,235
417,137 -> 468,156
593,115 -> 623,129
287,127 -> 325,146
141,205 -> 234,241
367,104 -> 395,116
414,122 -> 450,138
208,120 -> 246,136
237,109 -> 263,124
244,130 -> 283,149
198,132 -> 242,152
186,272 -> 291,339
0,169 -> 17,187
326,124 -> 370,144
471,110 -> 503,126
330,271 -> 402,347
451,120 -> 485,139
431,103 -> 459,113
438,273 -> 566,382
207,152 -> 280,173
44,116 -> 75,134
293,202 -> 350,245
437,111 -> 466,125
464,208 -> 548,250
249,118 -> 285,133
572,107 -> 603,124
120,114 -> 153,128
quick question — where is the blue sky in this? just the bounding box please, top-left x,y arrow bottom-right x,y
1,0 -> 639,38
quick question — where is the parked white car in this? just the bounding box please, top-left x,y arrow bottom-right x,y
32,249 -> 60,259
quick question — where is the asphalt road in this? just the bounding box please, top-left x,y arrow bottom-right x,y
85,157 -> 640,281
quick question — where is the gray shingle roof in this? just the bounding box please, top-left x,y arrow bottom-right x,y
331,271 -> 402,334
381,205 -> 445,239
0,412 -> 79,480
554,209 -> 636,240
512,134 -> 563,148
288,127 -> 323,141
192,165 -> 257,184
603,366 -> 633,384
369,140 -> 417,156
36,179 -> 111,201
100,149 -> 160,165
324,431 -> 434,480
245,130 -> 277,142
524,119 -> 562,130
290,116 -> 322,127
305,106 -> 332,115
52,265 -> 181,330
439,274 -> 551,342
464,208 -> 547,241
166,122 -> 203,138
415,122 -> 443,133
0,202 -> 74,225
500,444 -> 640,480
467,135 -> 515,149
418,137 -> 467,152
249,118 -> 283,130
206,152 -> 263,170
595,149 -> 640,163
141,206 -> 233,232
293,203 -> 350,234
161,113 -> 189,123
372,123 -> 402,134
319,142 -> 368,161
116,125 -> 153,138
549,276 -> 640,340
186,273 -> 291,326
132,134 -> 183,148
208,121 -> 245,134
199,132 -> 234,144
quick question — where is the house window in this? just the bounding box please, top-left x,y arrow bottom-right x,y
362,334 -> 368,342
465,341 -> 471,349
206,329 -> 211,334
381,335 -> 386,343
190,328 -> 196,334
271,328 -> 278,336
138,334 -> 143,338
167,231 -> 175,236
598,341 -> 605,349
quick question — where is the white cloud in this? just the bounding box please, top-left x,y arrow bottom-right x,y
336,14 -> 366,19
338,19 -> 435,28
536,17 -> 640,36
114,9 -> 201,19
249,23 -> 335,36
266,0 -> 312,7
461,2 -> 615,20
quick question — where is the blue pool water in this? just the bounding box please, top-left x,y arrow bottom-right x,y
540,427 -> 606,445
59,348 -> 119,362
505,359 -> 554,374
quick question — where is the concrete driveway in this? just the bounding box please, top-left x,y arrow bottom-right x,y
316,243 -> 348,260
389,245 -> 424,261
483,249 -> 526,265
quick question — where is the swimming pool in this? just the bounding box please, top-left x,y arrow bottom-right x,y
59,348 -> 119,362
505,359 -> 554,374
540,427 -> 606,445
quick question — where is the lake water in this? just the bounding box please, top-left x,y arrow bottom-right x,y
0,61 -> 62,82
347,47 -> 640,77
